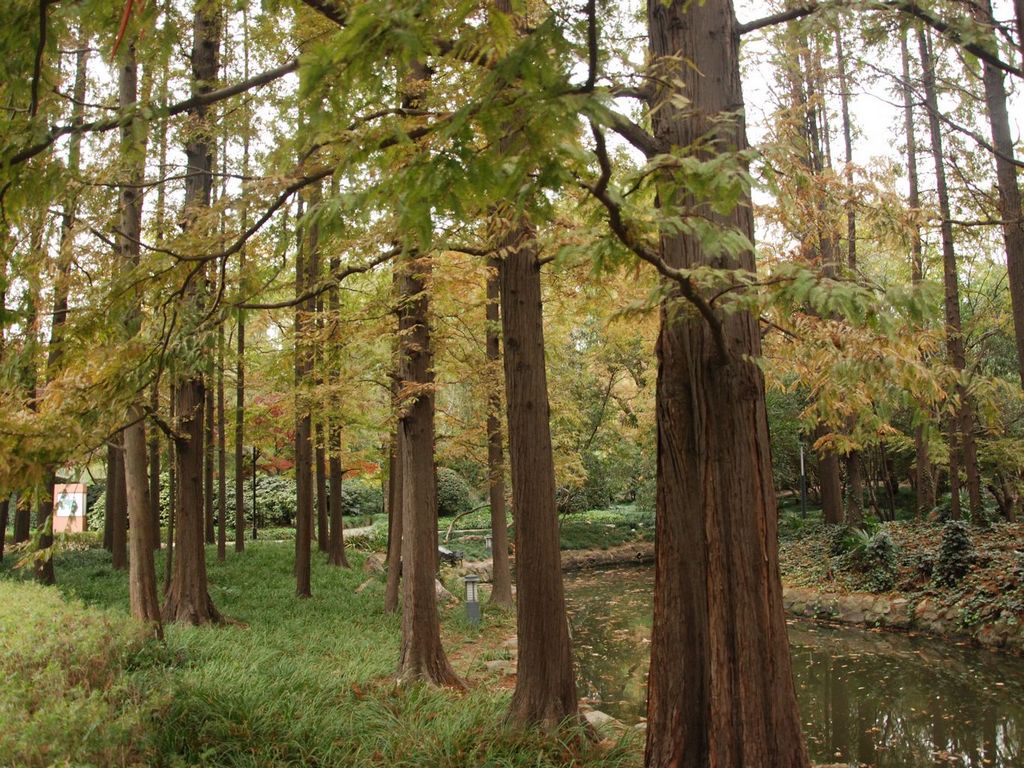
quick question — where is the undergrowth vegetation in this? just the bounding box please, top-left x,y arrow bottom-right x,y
1,542 -> 641,768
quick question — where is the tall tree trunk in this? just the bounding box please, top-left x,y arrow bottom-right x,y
396,242 -> 461,687
233,8 -> 251,555
315,423 -> 329,552
217,324 -> 227,561
118,40 -> 161,631
164,381 -> 176,593
294,195 -> 313,598
835,27 -> 864,525
110,434 -> 128,571
918,28 -> 982,519
643,0 -> 810,764
901,29 -> 936,516
163,0 -> 221,625
975,0 -> 1024,398
125,406 -> 162,634
0,497 -> 8,561
384,425 -> 403,612
498,224 -> 576,726
326,253 -> 348,568
36,31 -> 91,585
485,259 -> 513,608
149,383 -> 161,549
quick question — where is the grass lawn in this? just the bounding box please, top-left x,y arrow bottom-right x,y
1,540 -> 641,768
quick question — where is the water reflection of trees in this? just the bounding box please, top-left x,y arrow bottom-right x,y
565,567 -> 1024,767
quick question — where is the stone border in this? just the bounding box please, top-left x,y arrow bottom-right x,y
782,585 -> 1024,655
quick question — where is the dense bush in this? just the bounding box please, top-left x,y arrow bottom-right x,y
934,520 -> 975,587
341,477 -> 384,517
0,580 -> 166,766
436,467 -> 475,517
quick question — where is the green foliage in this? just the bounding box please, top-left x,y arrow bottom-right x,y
557,506 -> 654,551
0,580 -> 168,767
436,467 -> 475,518
5,542 -> 640,768
341,477 -> 384,517
934,520 -> 975,587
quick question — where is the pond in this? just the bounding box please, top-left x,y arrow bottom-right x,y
565,565 -> 1024,767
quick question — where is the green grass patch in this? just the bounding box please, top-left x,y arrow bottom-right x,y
3,539 -> 641,767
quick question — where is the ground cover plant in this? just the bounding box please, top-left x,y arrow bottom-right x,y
1,542 -> 641,768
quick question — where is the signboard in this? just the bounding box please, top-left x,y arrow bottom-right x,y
52,483 -> 87,533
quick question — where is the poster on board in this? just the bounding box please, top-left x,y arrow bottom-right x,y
52,483 -> 87,533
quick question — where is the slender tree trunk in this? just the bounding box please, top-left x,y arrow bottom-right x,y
149,383 -> 161,549
326,253 -> 348,568
217,325 -> 226,561
918,28 -> 982,519
384,426 -> 403,612
165,383 -> 176,593
485,259 -> 513,607
643,0 -> 810,764
110,434 -> 128,571
163,0 -> 221,625
204,380 -> 215,544
901,30 -> 936,516
396,241 -> 461,687
0,497 -> 8,561
294,195 -> 313,598
315,423 -> 329,552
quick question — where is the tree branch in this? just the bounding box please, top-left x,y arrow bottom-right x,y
7,58 -> 300,167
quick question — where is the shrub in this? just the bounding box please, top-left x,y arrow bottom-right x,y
858,531 -> 898,592
934,519 -> 975,587
341,477 -> 384,517
436,467 -> 474,517
0,580 -> 167,766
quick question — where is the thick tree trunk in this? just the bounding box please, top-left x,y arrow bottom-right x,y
816,426 -> 844,525
124,407 -> 162,635
163,378 -> 220,624
643,0 -> 810,765
384,429 -> 403,612
162,0 -> 221,625
918,29 -> 982,519
846,453 -> 864,525
976,0 -> 1024,392
13,497 -> 31,544
118,42 -> 160,631
485,259 -> 513,608
901,30 -> 936,517
499,224 -> 577,727
395,244 -> 461,687
110,434 -> 128,571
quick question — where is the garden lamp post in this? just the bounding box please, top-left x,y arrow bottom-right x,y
464,574 -> 481,624
485,534 -> 492,553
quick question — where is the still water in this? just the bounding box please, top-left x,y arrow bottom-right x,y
565,566 -> 1024,767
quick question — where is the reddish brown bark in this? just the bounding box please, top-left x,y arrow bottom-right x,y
110,434 -> 128,571
499,225 -> 577,728
125,407 -> 162,635
162,0 -> 221,625
294,196 -> 314,599
642,0 -> 810,765
326,255 -> 348,568
395,245 -> 461,687
384,428 -> 403,612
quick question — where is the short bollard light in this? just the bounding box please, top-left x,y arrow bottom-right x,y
464,574 -> 481,624
484,534 -> 493,553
